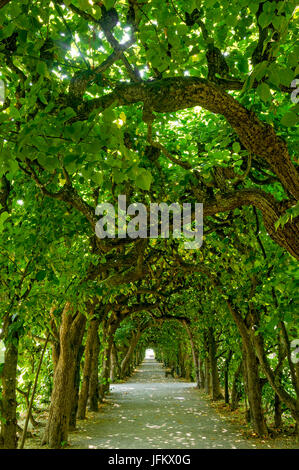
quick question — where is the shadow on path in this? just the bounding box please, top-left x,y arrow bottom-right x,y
69,359 -> 260,449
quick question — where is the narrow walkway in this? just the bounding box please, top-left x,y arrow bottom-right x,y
69,359 -> 258,449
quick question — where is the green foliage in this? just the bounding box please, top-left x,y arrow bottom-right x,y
0,0 -> 298,445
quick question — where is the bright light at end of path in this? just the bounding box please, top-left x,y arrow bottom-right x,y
145,348 -> 155,359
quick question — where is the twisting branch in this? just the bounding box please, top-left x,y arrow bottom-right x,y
23,159 -> 98,228
232,153 -> 252,185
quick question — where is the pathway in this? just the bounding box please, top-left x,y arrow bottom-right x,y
68,359 -> 258,449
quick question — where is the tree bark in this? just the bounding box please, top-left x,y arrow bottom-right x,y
207,327 -> 223,400
98,317 -> 120,400
242,341 -> 267,435
42,303 -> 86,448
0,325 -> 19,449
77,317 -> 100,420
88,327 -> 100,412
204,355 -> 211,394
250,323 -> 299,437
225,300 -> 268,435
274,393 -> 282,429
231,359 -> 242,411
199,358 -> 205,389
184,321 -> 200,388
224,350 -> 233,404
120,329 -> 141,379
110,342 -> 117,382
69,345 -> 84,431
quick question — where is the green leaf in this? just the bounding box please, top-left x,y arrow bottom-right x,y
57,107 -> 77,123
0,23 -> 14,40
232,142 -> 241,153
257,82 -> 272,103
37,154 -> 58,171
8,106 -> 20,120
103,0 -> 115,11
38,90 -> 48,105
36,270 -> 47,281
279,68 -> 294,87
0,211 -> 9,232
280,111 -> 298,127
254,61 -> 268,82
249,3 -> 259,15
78,0 -> 90,8
268,65 -> 281,87
135,169 -> 152,191
272,15 -> 287,32
91,171 -> 103,186
258,11 -> 272,28
36,61 -> 48,76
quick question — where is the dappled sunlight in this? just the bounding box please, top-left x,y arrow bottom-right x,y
69,359 -> 257,449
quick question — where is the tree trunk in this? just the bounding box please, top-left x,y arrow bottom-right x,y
225,300 -> 268,436
208,327 -> 223,400
69,344 -> 84,430
88,328 -> 100,412
231,359 -> 242,411
250,323 -> 299,438
42,303 -> 86,448
113,343 -> 121,380
243,341 -> 268,436
199,358 -> 205,389
77,317 -> 99,420
120,330 -> 141,379
51,341 -> 60,373
224,350 -> 233,404
274,393 -> 282,428
204,355 -> 211,394
110,343 -> 117,382
0,326 -> 19,449
274,331 -> 284,429
184,322 -> 200,388
98,317 -> 120,400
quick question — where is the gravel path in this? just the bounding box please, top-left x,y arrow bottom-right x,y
68,359 -> 258,449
